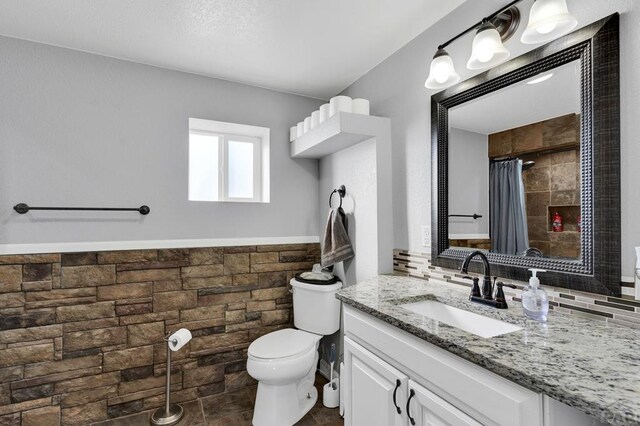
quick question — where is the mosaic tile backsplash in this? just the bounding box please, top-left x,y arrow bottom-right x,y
394,249 -> 640,329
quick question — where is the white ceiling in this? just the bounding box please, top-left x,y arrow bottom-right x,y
449,61 -> 581,135
0,0 -> 467,99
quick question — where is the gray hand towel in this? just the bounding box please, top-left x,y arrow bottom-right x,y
321,208 -> 354,267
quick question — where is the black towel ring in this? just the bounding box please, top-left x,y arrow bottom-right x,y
329,185 -> 346,208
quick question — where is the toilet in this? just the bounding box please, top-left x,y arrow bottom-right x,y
247,278 -> 342,426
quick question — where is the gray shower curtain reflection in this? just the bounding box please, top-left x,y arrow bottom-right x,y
489,159 -> 529,255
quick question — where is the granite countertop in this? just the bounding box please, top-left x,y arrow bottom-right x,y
336,275 -> 640,426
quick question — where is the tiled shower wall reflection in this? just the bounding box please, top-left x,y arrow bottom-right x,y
393,250 -> 640,329
521,148 -> 581,258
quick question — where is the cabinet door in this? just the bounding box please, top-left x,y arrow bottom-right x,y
543,396 -> 606,426
344,336 -> 407,426
407,380 -> 482,426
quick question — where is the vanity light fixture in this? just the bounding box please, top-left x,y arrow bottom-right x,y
526,72 -> 554,85
466,21 -> 510,70
425,0 -> 577,90
521,0 -> 578,44
424,48 -> 460,90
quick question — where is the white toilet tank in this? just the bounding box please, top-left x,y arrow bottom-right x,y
291,279 -> 342,335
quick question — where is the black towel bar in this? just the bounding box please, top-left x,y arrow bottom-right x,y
449,213 -> 482,220
13,203 -> 150,215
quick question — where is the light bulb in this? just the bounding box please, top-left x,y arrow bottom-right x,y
521,0 -> 578,44
476,42 -> 494,63
536,22 -> 558,34
467,22 -> 510,70
435,71 -> 448,84
433,61 -> 450,83
425,48 -> 460,90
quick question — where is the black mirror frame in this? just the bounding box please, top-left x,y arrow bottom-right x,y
431,14 -> 620,296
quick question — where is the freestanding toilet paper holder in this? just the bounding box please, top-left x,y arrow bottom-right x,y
151,329 -> 192,426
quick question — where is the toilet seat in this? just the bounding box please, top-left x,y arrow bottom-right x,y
248,328 -> 319,360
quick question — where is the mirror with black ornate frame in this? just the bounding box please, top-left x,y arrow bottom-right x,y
431,14 -> 620,296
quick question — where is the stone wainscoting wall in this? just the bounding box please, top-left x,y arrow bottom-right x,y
394,249 -> 640,329
0,243 -> 319,425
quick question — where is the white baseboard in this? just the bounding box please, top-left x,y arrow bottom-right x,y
318,358 -> 340,382
0,236 -> 320,255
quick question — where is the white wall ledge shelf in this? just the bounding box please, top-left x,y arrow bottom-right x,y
291,112 -> 391,159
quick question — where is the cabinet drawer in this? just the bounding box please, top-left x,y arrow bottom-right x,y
344,305 -> 542,426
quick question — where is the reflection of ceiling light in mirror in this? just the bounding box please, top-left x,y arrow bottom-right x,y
425,48 -> 460,90
521,0 -> 578,44
526,73 -> 554,85
467,22 -> 510,70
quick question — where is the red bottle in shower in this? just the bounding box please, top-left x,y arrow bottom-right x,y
552,211 -> 563,232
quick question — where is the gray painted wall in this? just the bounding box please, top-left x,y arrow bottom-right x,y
319,139 -> 378,287
318,138 -> 378,373
0,36 -> 323,245
448,128 -> 489,236
342,0 -> 639,276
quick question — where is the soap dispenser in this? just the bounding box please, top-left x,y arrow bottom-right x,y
522,268 -> 549,322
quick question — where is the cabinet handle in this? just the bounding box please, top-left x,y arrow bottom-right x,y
392,379 -> 402,414
406,389 -> 416,425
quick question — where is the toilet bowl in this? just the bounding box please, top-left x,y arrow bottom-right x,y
247,279 -> 342,426
247,329 -> 322,425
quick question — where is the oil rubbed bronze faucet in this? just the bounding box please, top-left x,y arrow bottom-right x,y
460,251 -> 516,309
460,251 -> 492,297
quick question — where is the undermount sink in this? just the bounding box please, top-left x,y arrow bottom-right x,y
399,300 -> 522,338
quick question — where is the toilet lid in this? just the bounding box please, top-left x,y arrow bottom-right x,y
248,329 -> 318,360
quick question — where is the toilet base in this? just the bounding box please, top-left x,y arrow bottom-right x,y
252,370 -> 318,426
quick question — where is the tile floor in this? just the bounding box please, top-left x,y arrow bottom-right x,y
91,374 -> 343,426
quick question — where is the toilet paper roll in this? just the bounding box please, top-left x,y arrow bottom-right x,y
297,122 -> 304,138
168,328 -> 192,352
329,96 -> 352,117
319,103 -> 330,123
352,98 -> 370,115
311,111 -> 320,129
304,116 -> 312,133
289,126 -> 297,142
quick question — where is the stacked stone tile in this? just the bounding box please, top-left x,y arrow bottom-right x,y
0,244 -> 319,425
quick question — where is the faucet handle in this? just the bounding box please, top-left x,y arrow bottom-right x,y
462,276 -> 481,298
491,276 -> 499,297
495,282 -> 517,302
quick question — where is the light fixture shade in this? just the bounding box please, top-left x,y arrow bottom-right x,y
425,48 -> 460,90
466,22 -> 510,70
521,0 -> 578,44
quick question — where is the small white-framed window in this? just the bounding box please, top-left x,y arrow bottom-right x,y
188,118 -> 270,203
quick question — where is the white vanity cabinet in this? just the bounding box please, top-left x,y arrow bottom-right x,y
343,305 -> 542,426
342,305 -> 602,426
344,337 -> 407,426
345,337 -> 481,426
